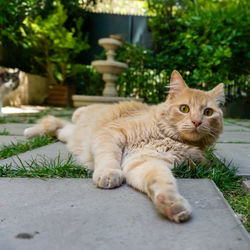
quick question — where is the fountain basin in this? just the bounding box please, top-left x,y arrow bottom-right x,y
73,95 -> 143,107
98,38 -> 123,51
91,60 -> 128,75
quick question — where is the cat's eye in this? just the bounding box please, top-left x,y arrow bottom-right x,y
179,105 -> 190,113
204,108 -> 213,116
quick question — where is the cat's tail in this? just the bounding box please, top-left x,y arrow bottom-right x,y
24,115 -> 70,141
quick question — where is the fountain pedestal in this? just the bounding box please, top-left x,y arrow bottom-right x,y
72,36 -> 143,107
102,73 -> 118,96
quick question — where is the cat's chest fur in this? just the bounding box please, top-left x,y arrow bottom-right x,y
121,118 -> 204,167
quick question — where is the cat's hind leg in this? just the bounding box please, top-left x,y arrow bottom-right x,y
72,106 -> 88,123
123,157 -> 191,223
57,124 -> 75,143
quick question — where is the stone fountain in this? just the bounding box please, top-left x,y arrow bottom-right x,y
92,36 -> 128,97
72,35 -> 143,107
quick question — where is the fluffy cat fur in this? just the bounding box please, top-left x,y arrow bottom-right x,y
24,70 -> 224,223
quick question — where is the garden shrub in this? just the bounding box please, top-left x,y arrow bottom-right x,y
69,65 -> 103,96
1,0 -> 249,101
20,1 -> 89,85
114,1 -> 249,104
116,42 -> 168,104
147,0 -> 250,91
0,0 -> 96,74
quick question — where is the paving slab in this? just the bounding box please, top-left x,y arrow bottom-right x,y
242,180 -> 250,194
0,135 -> 25,146
0,142 -> 80,167
234,123 -> 250,129
215,143 -> 250,178
223,124 -> 250,132
226,119 -> 250,128
0,123 -> 32,136
0,178 -> 249,250
218,131 -> 250,143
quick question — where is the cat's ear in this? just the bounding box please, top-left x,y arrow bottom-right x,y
168,70 -> 188,99
208,83 -> 225,105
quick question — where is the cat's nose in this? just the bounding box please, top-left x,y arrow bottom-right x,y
192,120 -> 202,127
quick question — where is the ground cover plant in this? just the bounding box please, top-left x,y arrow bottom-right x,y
0,128 -> 9,135
0,155 -> 92,178
0,135 -> 56,159
224,118 -> 250,129
0,108 -> 73,124
0,117 -> 22,124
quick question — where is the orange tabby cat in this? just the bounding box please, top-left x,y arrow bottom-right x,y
24,71 -> 224,223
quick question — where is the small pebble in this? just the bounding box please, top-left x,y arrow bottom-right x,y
16,233 -> 34,239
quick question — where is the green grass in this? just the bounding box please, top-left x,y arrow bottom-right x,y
54,113 -> 72,119
0,155 -> 92,178
0,111 -> 49,124
0,135 -> 57,159
0,117 -> 21,124
224,118 -> 250,129
0,108 -> 73,124
223,118 -> 232,126
173,147 -> 250,232
0,128 -> 10,135
217,141 -> 250,144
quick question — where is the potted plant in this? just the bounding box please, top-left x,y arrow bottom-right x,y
19,0 -> 89,106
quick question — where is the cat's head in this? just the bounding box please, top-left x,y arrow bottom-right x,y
161,70 -> 224,147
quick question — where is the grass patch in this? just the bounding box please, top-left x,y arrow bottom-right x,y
0,108 -> 73,124
0,155 -> 92,178
173,147 -> 250,232
0,117 -> 22,124
54,113 -> 72,119
224,118 -> 250,129
223,118 -> 232,126
0,111 -> 49,124
0,135 -> 57,159
0,128 -> 10,135
217,141 -> 250,144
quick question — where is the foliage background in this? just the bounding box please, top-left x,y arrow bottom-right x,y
0,0 -> 249,103
19,1 -> 90,85
147,0 -> 249,87
116,0 -> 250,103
0,0 -> 95,75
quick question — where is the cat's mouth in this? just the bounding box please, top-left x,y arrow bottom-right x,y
179,127 -> 203,142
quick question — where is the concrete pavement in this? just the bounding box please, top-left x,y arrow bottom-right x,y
0,178 -> 249,250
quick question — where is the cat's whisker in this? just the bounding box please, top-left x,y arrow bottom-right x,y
180,127 -> 194,132
207,132 -> 216,139
202,126 -> 217,136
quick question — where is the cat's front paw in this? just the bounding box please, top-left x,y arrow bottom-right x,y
93,169 -> 125,189
153,193 -> 192,223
